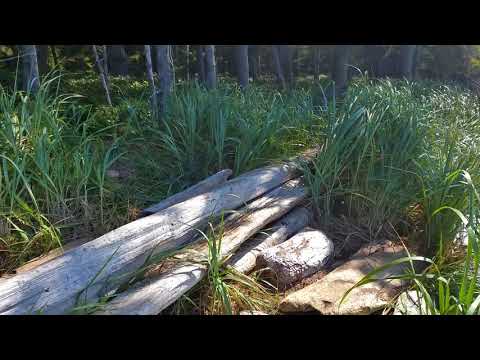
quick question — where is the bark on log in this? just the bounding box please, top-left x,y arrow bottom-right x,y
0,162 -> 301,315
227,207 -> 311,274
140,169 -> 233,216
95,178 -> 306,315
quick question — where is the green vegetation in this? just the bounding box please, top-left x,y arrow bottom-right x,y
1,69 -> 479,315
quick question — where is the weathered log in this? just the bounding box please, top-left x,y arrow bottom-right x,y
15,238 -> 91,275
227,207 -> 311,274
257,227 -> 334,288
95,178 -> 306,315
0,162 -> 301,315
140,169 -> 233,216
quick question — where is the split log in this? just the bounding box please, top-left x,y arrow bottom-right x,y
0,161 -> 301,315
227,207 -> 311,274
140,169 -> 233,216
95,178 -> 306,315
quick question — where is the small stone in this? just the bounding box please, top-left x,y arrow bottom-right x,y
257,227 -> 334,288
239,310 -> 268,315
393,291 -> 428,315
106,169 -> 120,178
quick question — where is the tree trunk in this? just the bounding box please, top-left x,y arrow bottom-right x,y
399,45 -> 417,81
92,46 -> 112,106
103,45 -> 109,79
314,46 -> 321,82
95,178 -> 306,315
272,45 -> 286,89
279,45 -> 293,87
154,45 -> 175,117
19,45 -> 40,94
0,162 -> 302,315
249,45 -> 259,81
195,45 -> 205,83
185,45 -> 190,81
36,45 -> 49,75
234,45 -> 249,89
332,45 -> 351,96
107,45 -> 128,76
204,45 -> 216,89
144,45 -> 158,119
50,46 -> 59,68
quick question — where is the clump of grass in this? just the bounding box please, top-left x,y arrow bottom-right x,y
0,75 -> 121,272
165,218 -> 279,315
304,77 -> 480,256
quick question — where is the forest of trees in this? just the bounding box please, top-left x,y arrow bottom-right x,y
3,45 -> 480,113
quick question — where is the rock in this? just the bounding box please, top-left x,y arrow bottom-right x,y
279,241 -> 410,315
393,290 -> 428,315
257,227 -> 334,288
239,310 -> 268,315
106,169 -> 121,178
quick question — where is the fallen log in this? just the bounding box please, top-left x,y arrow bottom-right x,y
95,178 -> 306,315
227,207 -> 311,274
257,227 -> 334,288
0,161 -> 301,315
140,169 -> 233,216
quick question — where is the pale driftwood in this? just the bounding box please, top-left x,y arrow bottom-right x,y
257,227 -> 334,288
15,238 -> 91,275
0,161 -> 300,315
140,169 -> 233,216
95,178 -> 306,315
227,207 -> 311,274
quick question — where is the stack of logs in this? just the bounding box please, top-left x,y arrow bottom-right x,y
0,148 -> 413,315
0,151 -> 316,315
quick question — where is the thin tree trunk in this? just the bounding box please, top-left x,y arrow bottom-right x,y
50,46 -> 59,68
399,45 -> 417,81
332,45 -> 351,96
272,45 -> 286,90
279,45 -> 293,87
154,45 -> 175,118
144,45 -> 158,119
196,45 -> 205,83
92,45 -> 112,106
19,45 -> 40,94
314,46 -> 321,82
36,45 -> 49,75
103,45 -> 109,79
186,45 -> 190,81
249,45 -> 259,81
204,45 -> 216,90
107,45 -> 128,76
234,45 -> 249,90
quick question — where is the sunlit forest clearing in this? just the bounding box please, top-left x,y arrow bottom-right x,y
0,45 -> 479,315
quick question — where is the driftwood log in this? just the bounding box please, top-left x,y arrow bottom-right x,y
95,178 -> 306,315
140,169 -> 233,216
227,207 -> 311,274
0,162 -> 301,315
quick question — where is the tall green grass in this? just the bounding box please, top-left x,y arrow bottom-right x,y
304,77 -> 480,255
0,75 -> 119,271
